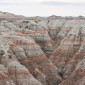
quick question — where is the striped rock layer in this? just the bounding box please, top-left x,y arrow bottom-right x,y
0,11 -> 85,85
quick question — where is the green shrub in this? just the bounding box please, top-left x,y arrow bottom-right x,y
0,50 -> 5,55
9,54 -> 12,59
25,26 -> 28,29
35,21 -> 38,23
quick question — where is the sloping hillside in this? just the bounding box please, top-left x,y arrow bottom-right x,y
0,11 -> 85,85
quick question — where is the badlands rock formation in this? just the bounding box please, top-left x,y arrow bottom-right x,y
0,11 -> 85,85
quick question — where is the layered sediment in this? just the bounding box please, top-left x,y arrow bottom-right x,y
0,11 -> 85,85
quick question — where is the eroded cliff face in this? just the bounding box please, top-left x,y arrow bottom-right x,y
0,12 -> 85,85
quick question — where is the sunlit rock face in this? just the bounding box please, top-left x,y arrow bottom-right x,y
0,30 -> 62,85
0,11 -> 85,85
1,54 -> 43,85
0,64 -> 15,85
59,59 -> 85,85
21,30 -> 56,58
50,25 -> 81,72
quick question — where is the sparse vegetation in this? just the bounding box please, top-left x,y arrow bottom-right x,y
25,26 -> 28,29
9,54 -> 12,59
35,20 -> 38,23
0,50 -> 5,55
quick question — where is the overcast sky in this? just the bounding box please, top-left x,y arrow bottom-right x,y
0,0 -> 85,16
